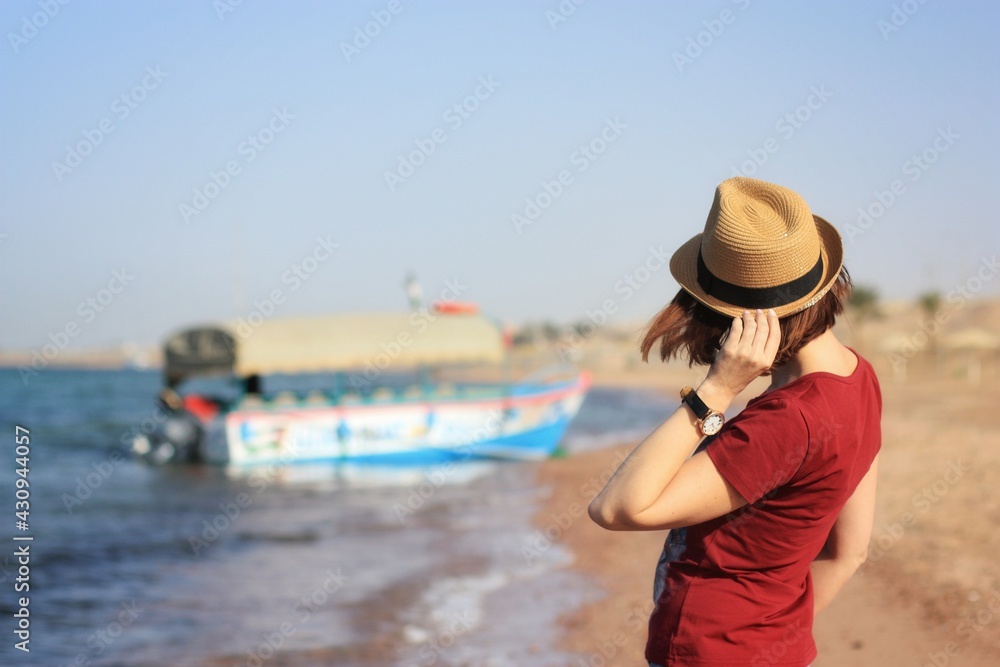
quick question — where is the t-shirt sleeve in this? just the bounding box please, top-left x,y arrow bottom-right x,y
705,397 -> 809,505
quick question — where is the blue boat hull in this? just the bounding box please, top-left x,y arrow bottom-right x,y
201,371 -> 591,467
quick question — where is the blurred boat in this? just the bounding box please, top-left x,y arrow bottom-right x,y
132,305 -> 590,467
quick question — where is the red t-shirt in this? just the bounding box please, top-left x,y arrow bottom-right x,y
646,350 -> 882,666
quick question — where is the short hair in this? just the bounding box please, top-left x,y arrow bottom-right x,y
639,267 -> 853,368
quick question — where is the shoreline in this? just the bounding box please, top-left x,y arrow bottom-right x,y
538,375 -> 1000,665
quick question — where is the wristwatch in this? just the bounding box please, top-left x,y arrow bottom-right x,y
680,386 -> 725,436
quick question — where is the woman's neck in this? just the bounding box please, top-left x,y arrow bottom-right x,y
770,329 -> 858,390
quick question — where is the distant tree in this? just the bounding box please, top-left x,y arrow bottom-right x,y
847,286 -> 881,349
918,291 -> 942,319
918,291 -> 943,355
540,321 -> 561,342
849,285 -> 880,323
511,328 -> 535,347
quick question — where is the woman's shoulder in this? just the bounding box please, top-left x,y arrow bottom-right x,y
733,392 -> 810,436
745,355 -> 878,416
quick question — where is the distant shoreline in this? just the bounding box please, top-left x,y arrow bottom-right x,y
3,294 -> 998,377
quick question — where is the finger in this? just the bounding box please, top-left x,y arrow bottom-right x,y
762,308 -> 781,363
740,309 -> 756,346
723,315 -> 743,352
751,308 -> 770,352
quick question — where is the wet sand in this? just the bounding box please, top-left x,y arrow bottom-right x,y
537,372 -> 1000,666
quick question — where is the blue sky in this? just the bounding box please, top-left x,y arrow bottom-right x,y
1,0 -> 998,350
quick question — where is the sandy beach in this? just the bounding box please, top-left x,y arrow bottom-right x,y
536,364 -> 1000,666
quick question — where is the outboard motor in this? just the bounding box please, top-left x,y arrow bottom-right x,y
135,325 -> 235,464
131,391 -> 206,464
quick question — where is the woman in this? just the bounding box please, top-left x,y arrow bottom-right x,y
588,177 -> 881,667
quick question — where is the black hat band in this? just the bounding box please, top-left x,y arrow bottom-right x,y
696,250 -> 825,310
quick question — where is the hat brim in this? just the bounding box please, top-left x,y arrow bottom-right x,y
669,215 -> 844,318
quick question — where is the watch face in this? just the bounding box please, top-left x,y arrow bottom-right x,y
701,413 -> 725,436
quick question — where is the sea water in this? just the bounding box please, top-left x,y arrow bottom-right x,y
0,369 -> 670,666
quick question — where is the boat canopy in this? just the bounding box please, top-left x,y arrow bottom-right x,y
163,312 -> 505,385
164,327 -> 237,386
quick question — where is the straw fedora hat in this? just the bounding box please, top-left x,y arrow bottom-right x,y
669,177 -> 844,318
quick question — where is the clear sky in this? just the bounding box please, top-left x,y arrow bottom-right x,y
1,0 -> 998,351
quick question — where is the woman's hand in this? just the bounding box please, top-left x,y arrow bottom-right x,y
698,308 -> 781,410
588,310 -> 778,532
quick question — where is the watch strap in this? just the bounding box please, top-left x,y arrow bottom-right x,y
680,386 -> 711,420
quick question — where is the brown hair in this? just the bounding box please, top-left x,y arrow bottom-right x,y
640,267 -> 853,368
